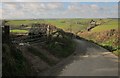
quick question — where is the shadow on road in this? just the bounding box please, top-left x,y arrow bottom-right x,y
40,38 -> 109,76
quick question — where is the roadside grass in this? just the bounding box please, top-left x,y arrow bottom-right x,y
79,19 -> 119,56
27,46 -> 56,66
113,50 -> 120,56
79,38 -> 120,56
80,32 -> 119,56
2,43 -> 32,76
101,44 -> 120,56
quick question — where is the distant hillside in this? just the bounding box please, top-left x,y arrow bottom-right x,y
78,19 -> 119,56
7,18 -> 112,34
5,18 -> 119,56
91,19 -> 118,32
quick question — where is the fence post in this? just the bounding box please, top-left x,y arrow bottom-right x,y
3,25 -> 10,42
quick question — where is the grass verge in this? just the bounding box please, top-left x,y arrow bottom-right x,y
27,46 -> 56,66
2,43 -> 32,76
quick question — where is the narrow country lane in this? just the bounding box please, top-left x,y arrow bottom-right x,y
40,39 -> 118,76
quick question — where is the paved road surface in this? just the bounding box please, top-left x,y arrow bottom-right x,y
40,39 -> 118,76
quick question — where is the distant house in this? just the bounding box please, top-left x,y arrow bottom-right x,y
87,20 -> 96,31
90,20 -> 96,25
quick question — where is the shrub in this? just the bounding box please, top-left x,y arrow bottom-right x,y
46,33 -> 76,58
2,43 -> 32,76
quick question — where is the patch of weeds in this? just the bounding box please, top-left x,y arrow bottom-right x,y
2,43 -> 32,76
27,47 -> 55,66
46,36 -> 76,58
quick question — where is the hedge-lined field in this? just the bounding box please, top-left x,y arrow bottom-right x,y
6,18 -> 119,56
7,18 -> 113,34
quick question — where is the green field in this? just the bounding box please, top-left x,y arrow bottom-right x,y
6,18 -> 107,34
7,20 -> 45,26
7,18 -> 117,33
91,20 -> 118,32
10,29 -> 28,33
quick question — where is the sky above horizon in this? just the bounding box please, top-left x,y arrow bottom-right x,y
0,2 -> 118,19
1,0 -> 119,2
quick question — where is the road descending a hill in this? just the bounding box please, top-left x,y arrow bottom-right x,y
40,39 -> 118,76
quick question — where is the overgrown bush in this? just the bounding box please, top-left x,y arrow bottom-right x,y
27,46 -> 56,65
45,30 -> 76,58
79,29 -> 119,56
2,43 -> 32,76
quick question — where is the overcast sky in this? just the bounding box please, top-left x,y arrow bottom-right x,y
1,1 -> 118,19
1,0 -> 119,2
